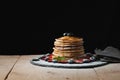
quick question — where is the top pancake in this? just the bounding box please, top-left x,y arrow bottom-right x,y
55,36 -> 83,42
54,36 -> 83,46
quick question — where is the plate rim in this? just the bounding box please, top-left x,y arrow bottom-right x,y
30,55 -> 108,69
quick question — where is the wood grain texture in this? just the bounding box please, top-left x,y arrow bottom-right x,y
1,55 -> 119,80
94,63 -> 120,80
0,55 -> 20,80
6,55 -> 99,80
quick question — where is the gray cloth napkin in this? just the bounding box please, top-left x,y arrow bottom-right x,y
94,46 -> 120,62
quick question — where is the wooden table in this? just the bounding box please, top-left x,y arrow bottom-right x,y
0,55 -> 120,80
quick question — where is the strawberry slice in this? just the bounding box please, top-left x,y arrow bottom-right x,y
75,59 -> 83,63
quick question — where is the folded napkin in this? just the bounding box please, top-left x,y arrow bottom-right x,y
94,46 -> 120,62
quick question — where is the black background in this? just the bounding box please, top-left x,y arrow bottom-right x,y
0,1 -> 120,55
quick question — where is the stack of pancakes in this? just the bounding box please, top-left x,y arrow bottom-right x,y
52,35 -> 85,59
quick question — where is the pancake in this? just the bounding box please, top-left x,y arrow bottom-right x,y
53,46 -> 84,50
52,34 -> 85,59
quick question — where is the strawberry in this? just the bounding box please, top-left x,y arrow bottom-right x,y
75,59 -> 83,63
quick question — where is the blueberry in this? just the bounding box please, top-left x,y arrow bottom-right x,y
52,59 -> 57,63
82,59 -> 90,63
67,33 -> 73,36
67,59 -> 74,64
90,56 -> 96,61
63,32 -> 74,36
63,33 -> 67,36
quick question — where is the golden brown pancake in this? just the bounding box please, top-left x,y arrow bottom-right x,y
52,35 -> 85,59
